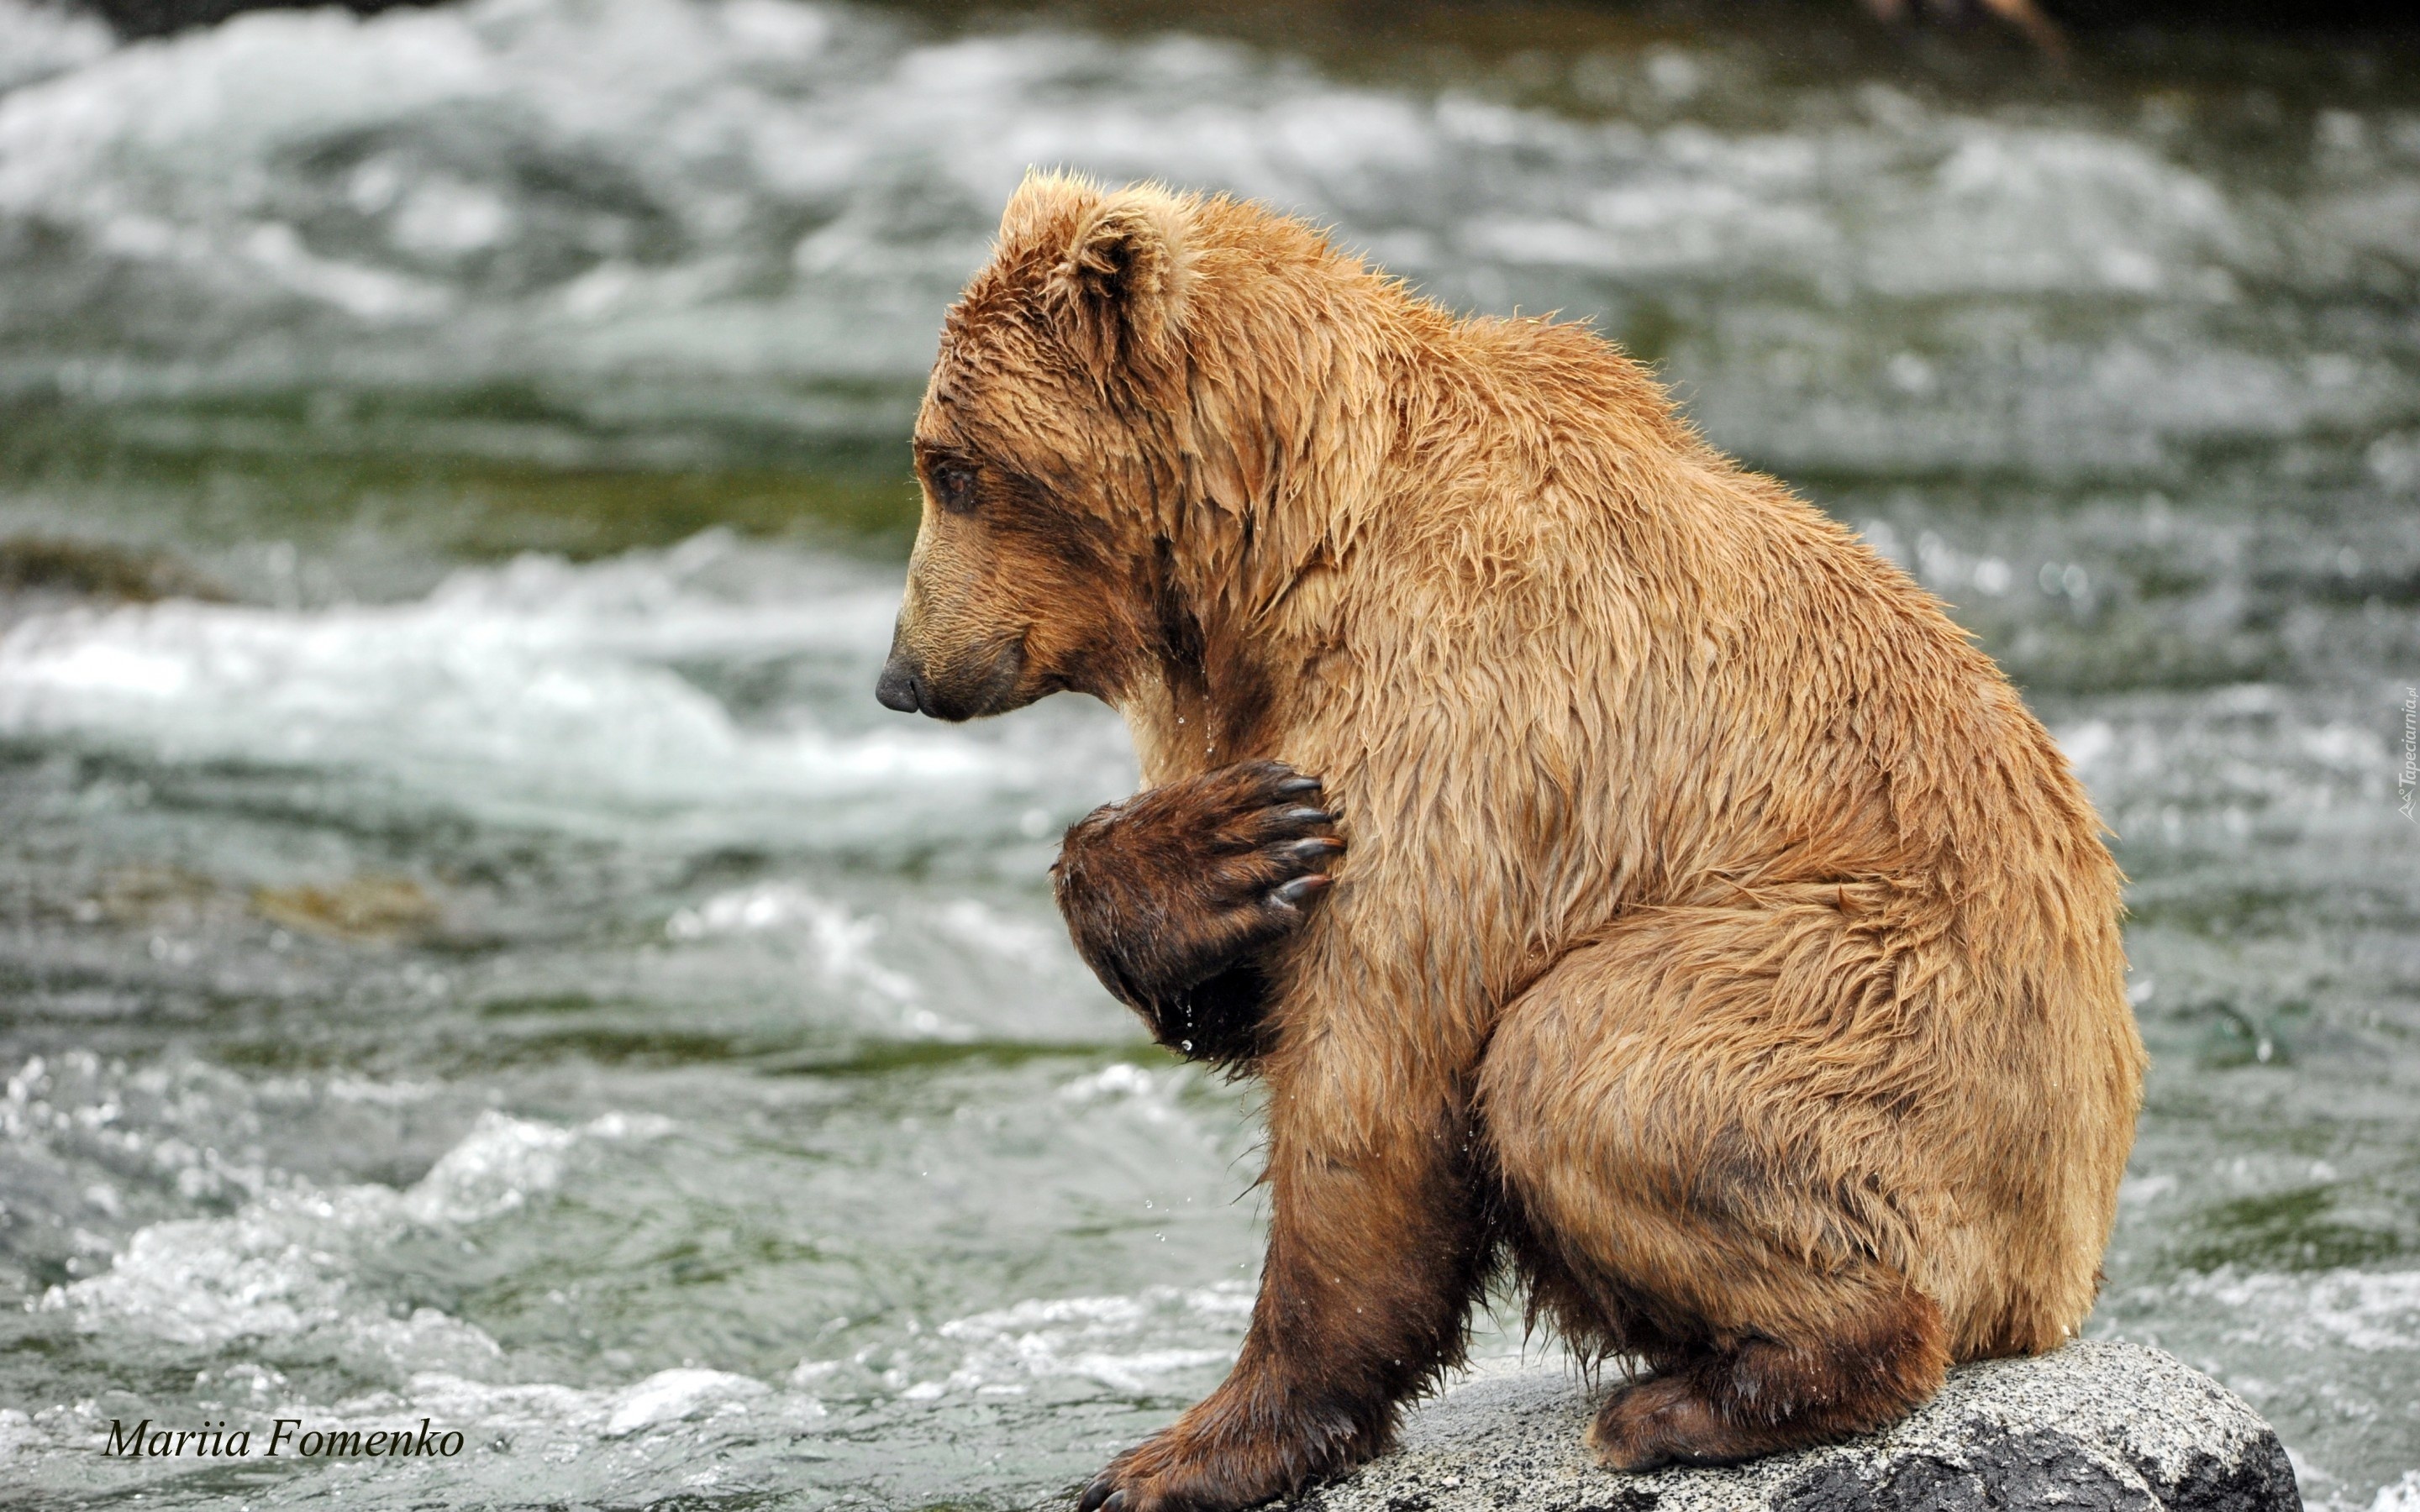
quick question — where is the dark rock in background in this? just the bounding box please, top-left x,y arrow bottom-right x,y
0,538 -> 224,604
62,0 -> 435,38
1280,1341 -> 2301,1512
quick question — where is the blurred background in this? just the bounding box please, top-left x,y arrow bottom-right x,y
0,0 -> 2414,1507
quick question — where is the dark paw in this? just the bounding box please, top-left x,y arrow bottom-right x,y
1052,759 -> 1343,1044
1587,1374 -> 1737,1473
1079,1436 -> 1205,1512
1076,1410 -> 1376,1512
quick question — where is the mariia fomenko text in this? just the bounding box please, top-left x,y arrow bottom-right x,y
104,1418 -> 468,1459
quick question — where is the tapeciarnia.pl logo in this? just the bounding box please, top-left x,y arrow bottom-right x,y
2401,685 -> 2417,824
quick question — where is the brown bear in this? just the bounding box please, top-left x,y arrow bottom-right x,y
874,172 -> 2145,1511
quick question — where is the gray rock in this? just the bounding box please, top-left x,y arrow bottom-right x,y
1286,1341 -> 2299,1512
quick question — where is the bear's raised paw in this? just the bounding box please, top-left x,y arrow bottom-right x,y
1052,759 -> 1342,1062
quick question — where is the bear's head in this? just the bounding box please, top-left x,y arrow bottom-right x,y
876,174 -> 1207,723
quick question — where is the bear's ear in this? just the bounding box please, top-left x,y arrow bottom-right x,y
1044,191 -> 1188,378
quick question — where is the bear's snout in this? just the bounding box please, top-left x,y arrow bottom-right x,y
875,633 -> 1028,722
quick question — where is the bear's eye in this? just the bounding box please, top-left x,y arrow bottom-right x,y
929,461 -> 979,516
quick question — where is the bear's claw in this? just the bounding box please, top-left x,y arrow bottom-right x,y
1281,837 -> 1344,864
1270,874 -> 1330,907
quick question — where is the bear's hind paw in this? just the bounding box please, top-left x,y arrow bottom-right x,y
1586,1376 -> 1736,1473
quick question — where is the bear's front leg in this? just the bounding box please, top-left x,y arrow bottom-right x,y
1051,759 -> 1343,1063
1079,1037 -> 1491,1512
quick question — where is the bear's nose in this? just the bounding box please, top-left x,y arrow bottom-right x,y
875,650 -> 923,714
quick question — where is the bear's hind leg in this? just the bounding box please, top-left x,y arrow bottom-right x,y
1586,1281 -> 1946,1469
1478,906 -> 1954,1468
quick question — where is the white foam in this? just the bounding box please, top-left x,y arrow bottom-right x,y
2170,1268 -> 2420,1355
1060,1063 -> 1159,1101
667,882 -> 919,1003
600,1368 -> 771,1437
932,897 -> 1062,970
52,1194 -> 376,1346
2055,718 -> 2117,774
0,0 -> 2390,470
3,1053 -> 273,1214
48,1110 -> 664,1362
0,1407 -> 33,1462
2370,1471 -> 2420,1512
0,538 -> 1039,847
0,0 -> 110,96
923,1284 -> 1250,1398
1057,1062 -> 1193,1126
402,1109 -> 581,1225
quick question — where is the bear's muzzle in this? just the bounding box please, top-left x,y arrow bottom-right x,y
875,634 -> 1028,722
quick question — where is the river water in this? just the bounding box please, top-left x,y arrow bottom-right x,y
0,1 -> 2413,1506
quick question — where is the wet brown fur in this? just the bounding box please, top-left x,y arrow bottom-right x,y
880,174 -> 2147,1509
